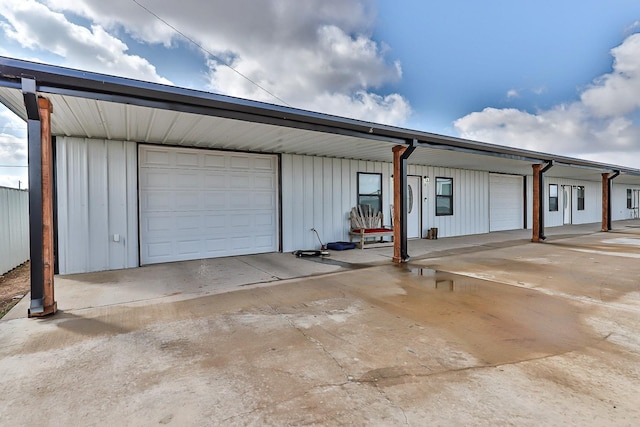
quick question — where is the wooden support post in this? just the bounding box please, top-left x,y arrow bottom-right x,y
602,173 -> 610,232
531,164 -> 541,242
29,97 -> 56,317
392,145 -> 407,263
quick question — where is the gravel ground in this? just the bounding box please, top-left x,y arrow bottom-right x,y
0,262 -> 29,318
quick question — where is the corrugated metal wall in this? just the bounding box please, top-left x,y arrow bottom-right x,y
56,137 -> 138,274
281,155 -> 393,251
409,165 -> 490,238
0,186 -> 29,275
281,154 -> 491,251
525,177 -> 602,228
612,183 -> 640,220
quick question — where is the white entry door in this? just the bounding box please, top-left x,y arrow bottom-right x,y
407,176 -> 421,238
563,185 -> 572,225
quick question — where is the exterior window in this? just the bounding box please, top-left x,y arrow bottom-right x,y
436,177 -> 453,216
357,172 -> 382,213
549,184 -> 558,211
628,189 -> 633,209
577,186 -> 585,211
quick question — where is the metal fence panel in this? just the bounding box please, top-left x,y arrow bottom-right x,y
0,186 -> 29,275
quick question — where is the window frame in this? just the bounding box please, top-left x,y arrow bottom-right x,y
549,184 -> 558,212
628,189 -> 633,209
577,186 -> 585,211
435,176 -> 454,216
357,172 -> 383,213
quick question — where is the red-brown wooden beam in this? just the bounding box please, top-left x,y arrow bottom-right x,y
29,97 -> 57,317
531,164 -> 542,242
601,173 -> 609,231
531,161 -> 553,242
392,145 -> 406,263
392,141 -> 417,263
601,171 -> 620,232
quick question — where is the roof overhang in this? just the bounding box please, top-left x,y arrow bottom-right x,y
1,56 -> 640,183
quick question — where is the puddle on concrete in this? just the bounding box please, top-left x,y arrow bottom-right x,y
601,237 -> 640,246
347,265 -> 599,366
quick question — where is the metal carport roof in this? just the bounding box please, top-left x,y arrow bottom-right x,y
1,55 -> 640,184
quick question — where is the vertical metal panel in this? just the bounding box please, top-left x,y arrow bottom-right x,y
280,154 -> 294,251
543,178 -> 601,226
0,187 -> 30,275
526,175 -> 533,229
428,166 -> 489,238
281,154 -> 392,251
612,183 -> 640,220
56,137 -> 138,274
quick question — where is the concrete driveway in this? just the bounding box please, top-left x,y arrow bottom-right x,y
1,223 -> 639,426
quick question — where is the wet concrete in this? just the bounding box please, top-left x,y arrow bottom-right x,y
1,224 -> 639,425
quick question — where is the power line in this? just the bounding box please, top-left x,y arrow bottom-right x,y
130,0 -> 291,107
0,165 -> 27,168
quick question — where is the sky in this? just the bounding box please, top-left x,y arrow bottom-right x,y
1,0 -> 640,188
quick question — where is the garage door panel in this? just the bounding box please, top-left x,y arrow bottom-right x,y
175,172 -> 199,188
231,236 -> 252,250
142,192 -> 173,211
204,154 -> 226,168
230,156 -> 251,169
490,174 -> 523,232
147,242 -> 173,258
143,171 -> 172,188
231,214 -> 251,227
176,240 -> 201,255
253,194 -> 275,209
140,146 -> 278,264
254,157 -> 275,170
143,149 -> 170,165
254,176 -> 276,189
176,192 -> 201,210
144,216 -> 174,232
176,152 -> 199,167
255,235 -> 276,249
255,212 -> 275,226
204,172 -> 227,188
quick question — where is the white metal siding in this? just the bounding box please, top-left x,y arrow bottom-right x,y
489,174 -> 523,231
281,155 -> 393,251
56,137 -> 138,274
544,178 -> 601,227
139,146 -> 278,264
612,184 -> 640,220
0,187 -> 29,275
281,156 -> 491,251
420,166 -> 489,238
525,176 -> 601,229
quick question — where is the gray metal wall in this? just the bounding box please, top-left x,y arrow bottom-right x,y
0,186 -> 29,275
408,164 -> 490,238
280,154 -> 491,252
525,177 -> 602,228
612,183 -> 640,220
56,137 -> 138,274
281,155 -> 393,251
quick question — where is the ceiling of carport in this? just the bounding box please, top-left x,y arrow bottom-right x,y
1,83 -> 639,184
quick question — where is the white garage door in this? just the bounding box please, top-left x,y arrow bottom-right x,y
139,145 -> 278,264
489,174 -> 524,232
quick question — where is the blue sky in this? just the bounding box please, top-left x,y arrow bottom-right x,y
1,0 -> 640,188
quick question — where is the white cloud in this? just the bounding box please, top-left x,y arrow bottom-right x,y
454,33 -> 640,168
38,0 -> 411,125
532,86 -> 547,95
580,33 -> 640,118
506,89 -> 519,99
0,0 -> 171,84
0,107 -> 28,189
